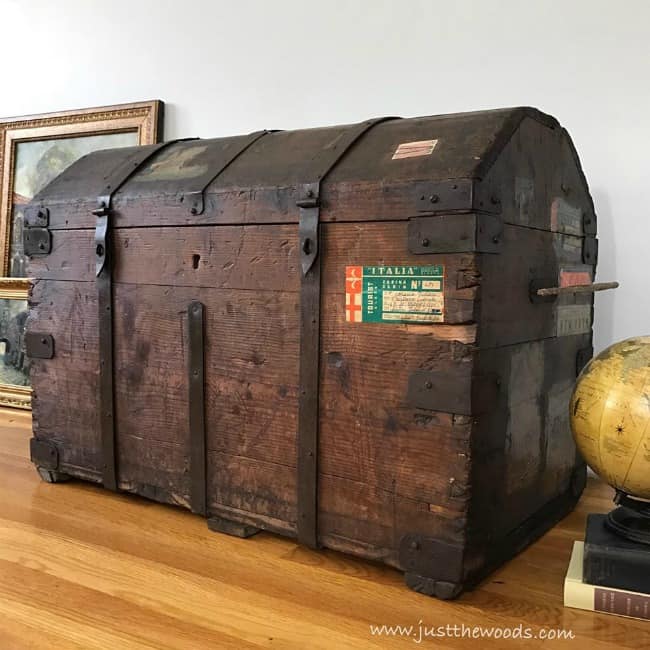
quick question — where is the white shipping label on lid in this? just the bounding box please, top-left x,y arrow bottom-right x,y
392,139 -> 438,160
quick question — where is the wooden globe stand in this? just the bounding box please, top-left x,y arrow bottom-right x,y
606,490 -> 650,545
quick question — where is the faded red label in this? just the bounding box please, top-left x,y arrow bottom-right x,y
551,197 -> 583,235
392,140 -> 437,160
560,270 -> 592,287
345,266 -> 363,322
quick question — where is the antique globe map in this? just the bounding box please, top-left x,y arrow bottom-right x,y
570,337 -> 650,500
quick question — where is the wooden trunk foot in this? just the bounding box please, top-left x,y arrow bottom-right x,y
404,572 -> 463,600
36,467 -> 71,484
207,515 -> 261,538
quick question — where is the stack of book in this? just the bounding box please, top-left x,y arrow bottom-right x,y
565,514 -> 649,620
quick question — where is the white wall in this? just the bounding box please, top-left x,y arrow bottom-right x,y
3,0 -> 649,351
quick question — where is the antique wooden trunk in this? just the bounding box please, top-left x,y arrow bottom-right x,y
24,107 -> 597,598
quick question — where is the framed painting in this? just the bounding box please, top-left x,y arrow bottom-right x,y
0,279 -> 30,409
0,100 -> 164,408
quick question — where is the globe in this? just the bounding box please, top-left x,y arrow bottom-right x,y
570,336 -> 650,500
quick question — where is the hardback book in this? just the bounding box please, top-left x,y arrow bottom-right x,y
565,541 -> 650,620
584,513 -> 650,593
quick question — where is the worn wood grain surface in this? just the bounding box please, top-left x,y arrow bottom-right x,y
27,219 -> 479,561
0,409 -> 647,649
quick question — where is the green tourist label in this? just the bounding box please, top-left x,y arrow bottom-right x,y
345,265 -> 445,324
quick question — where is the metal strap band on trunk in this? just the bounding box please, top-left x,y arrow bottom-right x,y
188,301 -> 207,516
182,131 -> 274,516
184,130 -> 272,216
93,139 -> 183,491
296,116 -> 400,548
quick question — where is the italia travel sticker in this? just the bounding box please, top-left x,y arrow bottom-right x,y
345,265 -> 444,324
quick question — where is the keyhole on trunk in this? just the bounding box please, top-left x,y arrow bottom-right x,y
192,254 -> 200,269
302,238 -> 312,255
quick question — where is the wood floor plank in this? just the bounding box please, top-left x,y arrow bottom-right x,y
0,407 -> 648,649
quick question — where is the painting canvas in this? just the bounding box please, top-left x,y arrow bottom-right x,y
0,296 -> 28,386
0,100 -> 163,408
0,281 -> 34,408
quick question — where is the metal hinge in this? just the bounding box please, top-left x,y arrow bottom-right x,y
411,179 -> 502,215
582,237 -> 598,265
24,205 -> 49,227
23,205 -> 51,256
25,332 -> 54,359
407,368 -> 500,416
582,211 -> 597,235
24,227 -> 51,256
408,213 -> 503,254
297,183 -> 320,275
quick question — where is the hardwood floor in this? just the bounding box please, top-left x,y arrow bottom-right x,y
0,408 -> 647,649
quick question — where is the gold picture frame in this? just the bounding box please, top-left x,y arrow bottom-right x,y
0,100 -> 164,408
